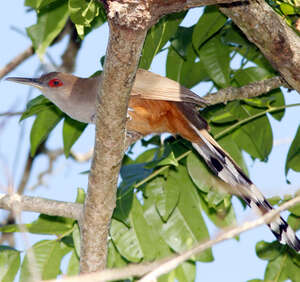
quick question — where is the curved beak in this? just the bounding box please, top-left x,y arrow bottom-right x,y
5,77 -> 43,89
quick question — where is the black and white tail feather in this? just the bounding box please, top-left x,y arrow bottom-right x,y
178,102 -> 300,253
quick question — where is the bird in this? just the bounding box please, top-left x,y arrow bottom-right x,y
6,69 -> 300,253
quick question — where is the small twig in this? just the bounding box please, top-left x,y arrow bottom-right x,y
203,76 -> 288,106
43,195 -> 300,282
0,111 -> 23,117
70,149 -> 94,163
29,148 -> 63,190
0,193 -> 82,220
0,46 -> 34,79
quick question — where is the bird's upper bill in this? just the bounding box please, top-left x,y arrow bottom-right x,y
5,77 -> 43,89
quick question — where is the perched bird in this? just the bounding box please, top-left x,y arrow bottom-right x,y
7,69 -> 300,252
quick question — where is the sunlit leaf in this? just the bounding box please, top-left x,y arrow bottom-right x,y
30,106 -> 64,156
285,126 -> 300,175
193,6 -> 227,48
0,246 -> 20,282
66,250 -> 79,276
27,1 -> 69,57
63,116 -> 87,157
198,35 -> 230,88
139,12 -> 186,69
20,240 -> 71,281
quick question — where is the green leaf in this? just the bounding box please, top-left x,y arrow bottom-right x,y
255,240 -> 300,281
289,202 -> 300,216
0,214 -> 75,235
198,35 -> 231,88
113,181 -> 134,225
27,214 -> 74,235
288,214 -> 300,231
146,176 -> 180,222
139,12 -> 186,69
266,89 -> 285,121
69,0 -> 100,26
210,108 -> 237,124
158,165 -> 213,262
129,196 -> 160,260
187,151 -> 236,228
256,241 -> 283,261
230,103 -> 273,161
30,106 -> 64,156
72,223 -> 81,257
286,257 -> 300,282
187,152 -> 231,193
107,241 -> 127,268
234,67 -> 271,86
20,240 -> 71,281
25,0 -> 58,9
171,26 -> 194,59
146,144 -> 178,168
63,116 -> 87,157
157,174 -> 180,221
280,3 -> 296,15
285,126 -> 300,175
111,195 -> 171,262
20,95 -> 53,121
166,46 -> 208,88
264,253 -> 289,281
135,148 -> 158,163
120,163 -> 153,185
168,26 -> 202,87
74,7 -> 106,39
27,1 -> 69,57
193,6 -> 227,48
223,24 -> 273,71
114,160 -> 154,224
0,224 -> 20,233
110,219 -> 143,262
175,261 -> 196,281
66,250 -> 79,276
218,134 -> 248,174
75,187 -> 86,204
0,246 -> 20,282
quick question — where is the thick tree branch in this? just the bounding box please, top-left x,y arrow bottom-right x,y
102,0 -> 242,30
44,195 -> 300,282
203,76 -> 288,106
80,8 -> 148,273
0,46 -> 34,79
0,193 -> 82,220
219,0 -> 300,93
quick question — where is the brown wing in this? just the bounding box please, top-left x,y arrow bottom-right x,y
131,69 -> 206,107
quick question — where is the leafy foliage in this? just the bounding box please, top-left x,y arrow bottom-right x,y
251,241 -> 300,282
5,1 -> 300,281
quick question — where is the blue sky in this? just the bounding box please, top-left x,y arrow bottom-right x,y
0,1 -> 299,281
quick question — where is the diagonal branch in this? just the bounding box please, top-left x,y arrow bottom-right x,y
0,46 -> 34,79
44,195 -> 300,282
203,76 -> 288,106
139,195 -> 300,281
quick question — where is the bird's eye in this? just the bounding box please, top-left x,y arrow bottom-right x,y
48,78 -> 63,88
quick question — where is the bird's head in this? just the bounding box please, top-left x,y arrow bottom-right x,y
6,72 -> 78,101
6,72 -> 99,123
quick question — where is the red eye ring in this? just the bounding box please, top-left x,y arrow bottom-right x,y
48,78 -> 63,88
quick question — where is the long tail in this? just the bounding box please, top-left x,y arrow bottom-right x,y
177,102 -> 300,252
